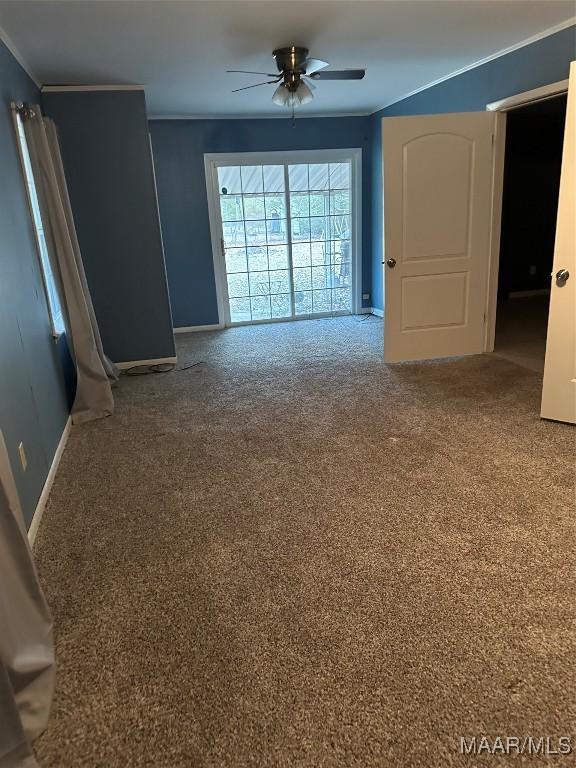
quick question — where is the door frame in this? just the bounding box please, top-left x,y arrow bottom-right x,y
204,148 -> 363,326
483,79 -> 570,352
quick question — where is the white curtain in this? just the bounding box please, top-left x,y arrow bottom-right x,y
22,105 -> 118,424
0,431 -> 54,768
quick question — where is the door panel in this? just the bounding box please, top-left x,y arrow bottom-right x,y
541,62 -> 576,424
383,112 -> 496,362
403,134 -> 472,261
401,272 -> 468,330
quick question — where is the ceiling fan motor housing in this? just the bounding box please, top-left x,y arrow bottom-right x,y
273,46 -> 309,91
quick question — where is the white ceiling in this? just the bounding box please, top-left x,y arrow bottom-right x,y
0,1 -> 574,117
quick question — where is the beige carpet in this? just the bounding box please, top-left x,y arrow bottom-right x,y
33,317 -> 575,767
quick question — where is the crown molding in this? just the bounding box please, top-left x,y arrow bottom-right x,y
41,84 -> 144,92
374,17 -> 576,114
148,110 -> 371,120
0,21 -> 40,87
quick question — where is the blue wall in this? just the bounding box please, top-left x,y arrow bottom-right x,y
0,40 -> 71,526
43,90 -> 175,363
370,25 -> 576,311
149,117 -> 372,327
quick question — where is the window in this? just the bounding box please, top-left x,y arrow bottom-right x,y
14,110 -> 65,337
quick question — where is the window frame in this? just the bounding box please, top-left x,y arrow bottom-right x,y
12,105 -> 65,339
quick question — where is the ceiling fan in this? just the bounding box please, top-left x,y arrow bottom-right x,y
227,46 -> 366,112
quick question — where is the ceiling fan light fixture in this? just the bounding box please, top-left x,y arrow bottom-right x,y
295,80 -> 314,105
272,81 -> 314,109
272,83 -> 290,107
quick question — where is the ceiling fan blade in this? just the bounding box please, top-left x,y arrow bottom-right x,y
232,79 -> 280,93
227,70 -> 279,77
304,58 -> 329,75
309,69 -> 366,81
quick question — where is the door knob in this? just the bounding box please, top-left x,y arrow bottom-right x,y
556,269 -> 570,286
386,258 -> 397,269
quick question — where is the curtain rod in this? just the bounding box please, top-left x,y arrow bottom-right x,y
10,101 -> 37,119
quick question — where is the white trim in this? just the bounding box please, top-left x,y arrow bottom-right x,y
223,311 -> 354,328
376,18 -> 576,112
205,157 -> 229,326
0,22 -> 40,87
174,323 -> 224,333
116,356 -> 177,370
148,111 -> 371,121
203,148 -> 361,166
370,307 -> 384,318
28,417 -> 71,547
204,148 -> 363,326
41,84 -> 144,93
351,151 -> 363,316
484,76 -> 569,351
487,79 -> 569,112
283,161 -> 297,317
484,111 -> 507,353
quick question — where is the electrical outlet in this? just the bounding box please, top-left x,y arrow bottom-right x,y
529,265 -> 537,276
18,442 -> 27,471
362,293 -> 370,301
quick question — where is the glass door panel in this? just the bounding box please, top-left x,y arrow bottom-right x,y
219,164 -> 291,324
288,161 -> 352,318
217,158 -> 353,325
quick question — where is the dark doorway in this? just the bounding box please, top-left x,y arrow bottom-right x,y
494,94 -> 567,372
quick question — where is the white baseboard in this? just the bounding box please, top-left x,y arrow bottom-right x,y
174,323 -> 224,334
28,416 -> 71,547
371,307 -> 384,318
357,307 -> 372,314
116,356 -> 177,370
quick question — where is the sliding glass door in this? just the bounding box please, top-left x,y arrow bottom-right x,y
211,152 -> 358,325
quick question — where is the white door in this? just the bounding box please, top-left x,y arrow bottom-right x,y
541,62 -> 576,424
383,112 -> 496,363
